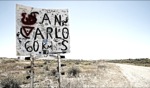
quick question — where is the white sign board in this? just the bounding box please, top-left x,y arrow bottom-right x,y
16,4 -> 70,57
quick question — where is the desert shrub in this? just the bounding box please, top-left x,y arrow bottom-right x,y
1,60 -> 16,64
39,65 -> 43,67
84,62 -> 91,65
108,58 -> 150,67
43,61 -> 47,65
75,61 -> 80,65
50,69 -> 57,76
46,60 -> 51,63
67,67 -> 81,77
44,65 -> 49,71
1,77 -> 21,88
97,64 -> 107,71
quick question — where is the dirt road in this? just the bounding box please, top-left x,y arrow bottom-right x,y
116,63 -> 150,88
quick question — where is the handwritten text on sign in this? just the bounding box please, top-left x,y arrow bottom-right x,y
16,4 -> 70,56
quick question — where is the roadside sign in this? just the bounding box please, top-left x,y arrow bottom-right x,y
16,4 -> 70,57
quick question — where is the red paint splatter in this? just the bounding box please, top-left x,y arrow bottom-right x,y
21,12 -> 39,25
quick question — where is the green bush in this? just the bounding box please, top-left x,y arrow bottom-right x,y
1,77 -> 21,88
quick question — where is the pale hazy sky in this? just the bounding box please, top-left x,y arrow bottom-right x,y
0,1 -> 150,60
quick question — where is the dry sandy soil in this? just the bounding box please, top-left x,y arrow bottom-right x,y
116,63 -> 150,88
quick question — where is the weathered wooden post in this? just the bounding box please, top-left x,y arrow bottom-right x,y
24,56 -> 34,88
57,54 -> 61,88
30,54 -> 34,88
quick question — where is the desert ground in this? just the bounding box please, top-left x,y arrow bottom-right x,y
0,58 -> 150,88
116,63 -> 150,88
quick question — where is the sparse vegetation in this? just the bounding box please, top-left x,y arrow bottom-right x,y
1,59 -> 16,64
1,77 -> 21,88
51,69 -> 57,76
108,58 -> 150,67
75,61 -> 80,65
43,61 -> 47,65
44,65 -> 49,71
67,66 -> 81,77
1,57 -> 146,87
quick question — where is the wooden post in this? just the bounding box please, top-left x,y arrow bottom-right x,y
57,54 -> 61,88
30,54 -> 34,88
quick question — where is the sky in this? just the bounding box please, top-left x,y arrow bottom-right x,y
0,1 -> 150,60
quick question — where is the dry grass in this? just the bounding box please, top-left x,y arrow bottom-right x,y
0,58 -> 131,88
